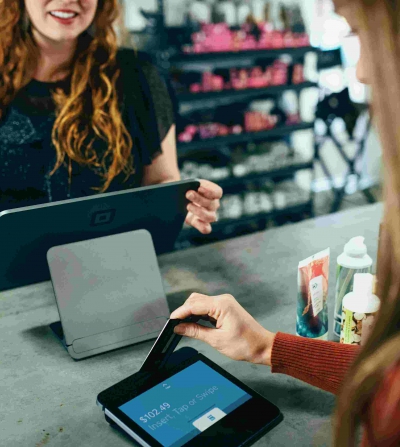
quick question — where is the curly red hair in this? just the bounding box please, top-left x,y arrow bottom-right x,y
0,0 -> 134,192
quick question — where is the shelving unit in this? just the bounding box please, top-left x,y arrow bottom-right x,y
169,42 -> 318,247
214,160 -> 314,190
177,122 -> 315,156
176,201 -> 313,248
133,4 -> 320,248
176,81 -> 318,104
170,46 -> 317,66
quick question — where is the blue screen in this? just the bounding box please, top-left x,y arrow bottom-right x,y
119,361 -> 252,447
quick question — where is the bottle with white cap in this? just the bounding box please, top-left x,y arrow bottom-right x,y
333,237 -> 373,341
340,273 -> 380,345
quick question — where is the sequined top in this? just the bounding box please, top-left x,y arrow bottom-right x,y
0,49 -> 175,212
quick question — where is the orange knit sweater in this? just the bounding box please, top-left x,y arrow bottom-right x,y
271,333 -> 400,446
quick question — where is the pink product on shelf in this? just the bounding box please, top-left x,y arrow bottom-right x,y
231,68 -> 249,90
213,76 -> 224,91
270,61 -> 289,86
178,132 -> 193,143
218,125 -> 230,136
202,72 -> 214,92
286,114 -> 301,125
292,64 -> 305,84
193,43 -> 205,54
192,24 -> 233,53
178,125 -> 199,143
240,37 -> 258,51
231,125 -> 243,135
189,83 -> 202,93
201,23 -> 231,41
245,112 -> 278,133
248,67 -> 269,89
295,33 -> 310,48
192,31 -> 206,44
186,125 -> 198,136
202,72 -> 224,92
199,123 -> 220,139
183,24 -> 310,54
258,33 -> 274,49
283,32 -> 296,48
270,31 -> 285,49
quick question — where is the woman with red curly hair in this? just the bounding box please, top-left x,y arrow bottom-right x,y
0,0 -> 222,235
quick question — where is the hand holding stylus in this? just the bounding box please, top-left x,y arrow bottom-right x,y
185,180 -> 223,234
170,293 -> 276,366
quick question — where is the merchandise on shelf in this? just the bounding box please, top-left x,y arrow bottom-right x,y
180,140 -> 308,183
231,59 -> 289,90
181,23 -> 310,55
244,111 -> 278,132
172,59 -> 306,95
271,180 -> 310,209
292,63 -> 305,84
231,141 -> 305,176
177,98 -> 301,143
178,123 -> 243,143
218,179 -> 309,222
220,195 -> 244,219
243,192 -> 274,215
180,161 -> 230,182
177,116 -> 303,143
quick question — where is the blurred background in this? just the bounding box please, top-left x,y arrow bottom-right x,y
120,0 -> 382,250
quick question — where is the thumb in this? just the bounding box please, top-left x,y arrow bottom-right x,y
174,323 -> 215,344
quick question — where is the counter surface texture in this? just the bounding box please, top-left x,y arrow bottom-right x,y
0,203 -> 383,447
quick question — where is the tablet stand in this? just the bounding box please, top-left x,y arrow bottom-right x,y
47,230 -> 170,360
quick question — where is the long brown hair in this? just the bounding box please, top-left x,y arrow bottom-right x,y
333,0 -> 400,445
0,0 -> 134,192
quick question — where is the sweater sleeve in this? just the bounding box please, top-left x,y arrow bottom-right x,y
271,332 -> 360,395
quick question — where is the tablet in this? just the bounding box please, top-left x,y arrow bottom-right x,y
97,352 -> 283,447
0,179 -> 200,291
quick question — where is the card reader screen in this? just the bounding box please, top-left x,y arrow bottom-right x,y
119,361 -> 252,447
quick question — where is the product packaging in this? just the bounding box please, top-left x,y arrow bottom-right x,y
340,273 -> 380,346
297,248 -> 330,340
333,237 -> 373,341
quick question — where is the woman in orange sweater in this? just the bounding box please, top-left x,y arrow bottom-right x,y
171,1 -> 400,446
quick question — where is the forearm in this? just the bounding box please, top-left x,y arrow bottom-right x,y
270,332 -> 360,395
159,175 -> 181,184
141,125 -> 181,187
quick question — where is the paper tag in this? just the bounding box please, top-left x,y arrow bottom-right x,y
310,275 -> 324,317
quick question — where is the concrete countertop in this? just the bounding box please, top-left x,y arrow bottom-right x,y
0,203 -> 383,447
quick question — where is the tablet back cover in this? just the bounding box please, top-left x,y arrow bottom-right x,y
47,230 -> 169,355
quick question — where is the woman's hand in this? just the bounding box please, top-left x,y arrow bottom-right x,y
170,293 -> 276,366
185,180 -> 223,234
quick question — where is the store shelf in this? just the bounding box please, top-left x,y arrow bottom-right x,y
178,122 -> 315,156
178,201 -> 312,242
177,81 -> 318,104
214,161 -> 313,189
170,46 -> 318,66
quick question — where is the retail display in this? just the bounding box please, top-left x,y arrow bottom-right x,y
177,100 -> 301,143
180,141 -> 310,182
171,59 -> 304,95
181,23 -> 309,54
133,0 -> 317,247
217,180 -> 309,222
